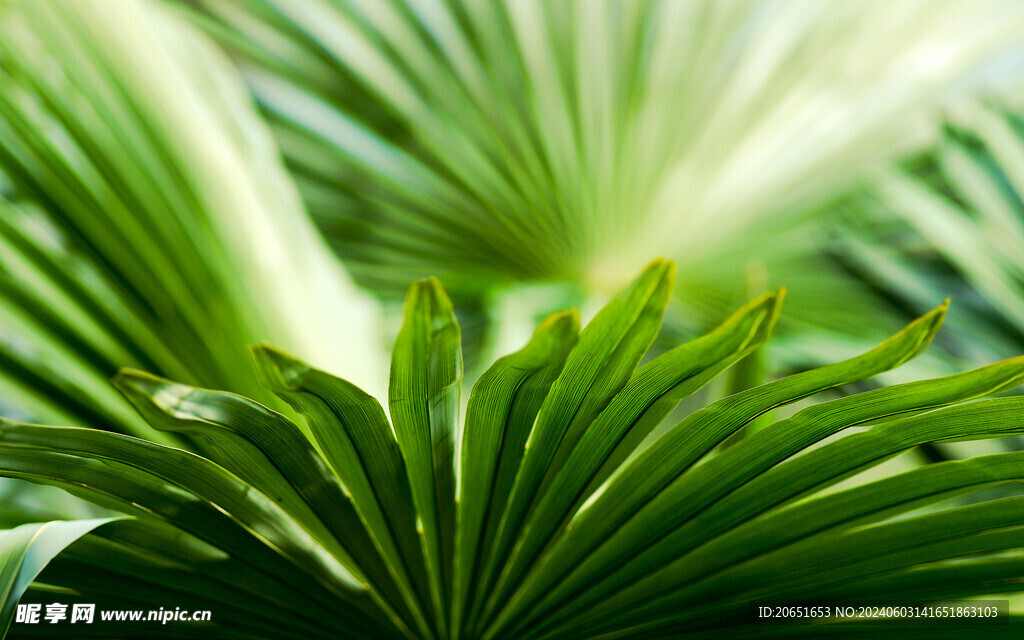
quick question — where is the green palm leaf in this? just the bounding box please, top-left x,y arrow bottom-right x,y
0,518 -> 122,637
0,0 -> 387,439
845,101 -> 1024,370
3,263 -> 1024,638
184,0 -> 1024,364
3,2 -> 1024,638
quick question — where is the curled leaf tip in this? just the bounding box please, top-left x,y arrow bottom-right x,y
408,276 -> 447,297
251,343 -> 309,390
536,309 -> 582,335
111,369 -> 164,395
403,275 -> 458,330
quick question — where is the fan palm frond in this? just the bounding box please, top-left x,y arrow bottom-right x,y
0,0 -> 386,440
186,0 -> 1024,343
4,263 -> 1024,638
850,101 -> 1024,368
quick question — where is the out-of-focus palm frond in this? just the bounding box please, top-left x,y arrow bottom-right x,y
0,0 -> 387,440
841,101 -> 1024,372
186,1 -> 1024,325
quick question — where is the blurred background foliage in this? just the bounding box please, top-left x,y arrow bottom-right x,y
181,0 -> 1024,376
2,0 -> 1024,519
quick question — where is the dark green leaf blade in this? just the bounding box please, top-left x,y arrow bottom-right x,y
252,346 -> 434,639
592,496 -> 1024,639
493,301 -> 947,633
530,394 -> 1024,638
389,277 -> 463,637
112,369 -> 425,637
487,288 -> 784,628
0,421 -> 413,633
470,259 -> 674,631
454,309 -> 579,636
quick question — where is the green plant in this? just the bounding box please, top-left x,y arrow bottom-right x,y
4,2 -> 1024,638
0,0 -> 387,441
4,261 -> 1024,638
185,0 -> 1024,365
837,100 -> 1024,370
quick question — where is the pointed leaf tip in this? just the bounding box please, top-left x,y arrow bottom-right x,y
751,288 -> 786,312
921,299 -> 950,336
640,258 -> 676,289
750,289 -> 785,340
407,276 -> 455,307
881,299 -> 950,356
